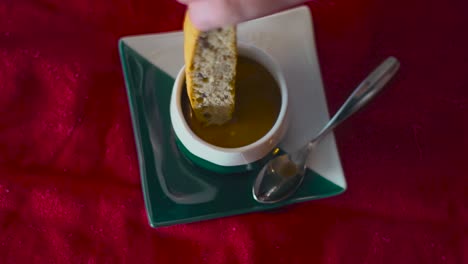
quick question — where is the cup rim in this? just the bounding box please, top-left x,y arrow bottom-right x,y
172,41 -> 288,154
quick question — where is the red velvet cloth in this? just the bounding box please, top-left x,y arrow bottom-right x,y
1,0 -> 467,263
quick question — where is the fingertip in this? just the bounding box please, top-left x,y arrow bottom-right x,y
188,1 -> 242,31
188,5 -> 219,31
176,0 -> 198,5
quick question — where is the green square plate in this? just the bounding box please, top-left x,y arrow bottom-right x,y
118,6 -> 347,228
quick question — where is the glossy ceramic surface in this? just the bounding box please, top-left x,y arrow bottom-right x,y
118,6 -> 347,227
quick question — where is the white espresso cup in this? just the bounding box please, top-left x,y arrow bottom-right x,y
170,42 -> 289,174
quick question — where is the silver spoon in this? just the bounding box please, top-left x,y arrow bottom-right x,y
253,56 -> 400,204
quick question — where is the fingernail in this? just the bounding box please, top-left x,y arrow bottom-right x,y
189,14 -> 217,31
188,3 -> 224,31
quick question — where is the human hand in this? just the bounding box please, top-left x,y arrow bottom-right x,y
177,0 -> 309,31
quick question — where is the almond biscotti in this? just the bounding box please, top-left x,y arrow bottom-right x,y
183,12 -> 237,126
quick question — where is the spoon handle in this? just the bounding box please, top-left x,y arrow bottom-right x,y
290,57 -> 400,166
309,56 -> 400,147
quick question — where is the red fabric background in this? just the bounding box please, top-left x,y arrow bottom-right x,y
1,0 -> 467,263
